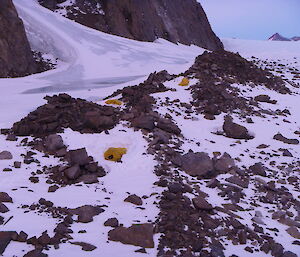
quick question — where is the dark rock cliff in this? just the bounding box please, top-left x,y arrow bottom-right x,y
39,0 -> 223,51
0,0 -> 37,77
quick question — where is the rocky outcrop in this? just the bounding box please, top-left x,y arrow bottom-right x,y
0,0 -> 36,77
38,0 -> 223,50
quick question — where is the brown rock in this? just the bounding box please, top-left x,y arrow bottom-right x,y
0,203 -> 9,213
23,249 -> 48,257
223,116 -> 252,140
179,151 -> 214,177
70,241 -> 97,251
66,148 -> 90,166
0,192 -> 13,203
124,194 -> 143,206
273,133 -> 299,145
104,218 -> 119,227
69,205 -> 104,223
0,151 -> 12,160
108,223 -> 154,248
192,196 -> 213,210
286,226 -> 300,239
0,231 -> 16,255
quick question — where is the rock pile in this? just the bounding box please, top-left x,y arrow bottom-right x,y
182,51 -> 290,117
12,93 -> 120,136
186,50 -> 288,93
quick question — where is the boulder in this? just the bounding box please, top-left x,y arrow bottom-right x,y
66,148 -> 90,166
44,134 -> 65,152
0,0 -> 37,77
223,116 -> 252,139
179,151 -> 214,177
108,224 -> 154,248
131,114 -> 155,131
214,153 -> 235,172
157,118 -> 181,135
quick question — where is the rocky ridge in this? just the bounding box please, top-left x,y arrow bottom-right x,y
38,0 -> 223,51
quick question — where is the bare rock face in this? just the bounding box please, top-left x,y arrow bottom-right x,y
38,0 -> 223,50
0,0 -> 36,77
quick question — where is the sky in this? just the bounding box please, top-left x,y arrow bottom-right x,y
198,0 -> 300,40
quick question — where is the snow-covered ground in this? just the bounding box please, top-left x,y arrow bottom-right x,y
0,1 -> 300,256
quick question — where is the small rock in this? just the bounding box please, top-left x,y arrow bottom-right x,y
69,205 -> 104,223
64,165 -> 81,180
0,192 -> 12,203
0,151 -> 12,160
273,133 -> 299,145
13,161 -> 21,168
16,231 -> 28,242
226,175 -> 249,188
104,218 -> 119,227
70,241 -> 97,251
249,162 -> 266,177
282,251 -> 298,257
23,249 -> 48,257
286,226 -> 300,239
0,203 -> 9,213
48,185 -> 59,193
78,174 -> 99,184
192,196 -> 213,210
254,94 -> 277,104
124,194 -> 143,206
282,149 -> 293,157
6,134 -> 17,141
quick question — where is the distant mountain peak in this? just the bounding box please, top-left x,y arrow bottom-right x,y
268,33 -> 291,41
291,36 -> 300,41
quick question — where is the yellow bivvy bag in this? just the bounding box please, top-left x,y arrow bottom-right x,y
104,147 -> 127,162
105,99 -> 123,105
178,77 -> 190,86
